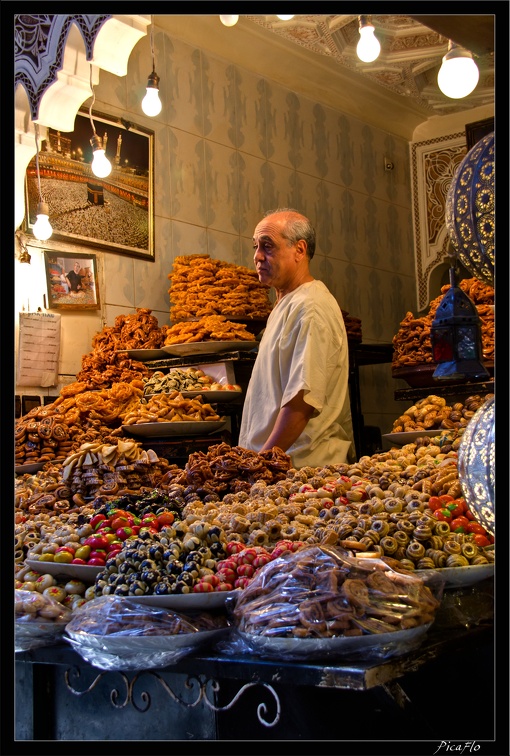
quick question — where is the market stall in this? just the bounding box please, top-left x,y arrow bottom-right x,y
13,13 -> 498,749
13,236 -> 496,748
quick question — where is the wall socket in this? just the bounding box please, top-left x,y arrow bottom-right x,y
384,156 -> 394,171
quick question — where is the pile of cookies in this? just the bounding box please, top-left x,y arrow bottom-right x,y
232,545 -> 441,640
163,315 -> 256,345
14,381 -> 145,465
341,310 -> 362,342
391,393 -> 492,433
122,391 -> 222,425
168,254 -> 273,321
75,308 -> 171,390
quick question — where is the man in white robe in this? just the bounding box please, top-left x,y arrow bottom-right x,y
239,208 -> 354,468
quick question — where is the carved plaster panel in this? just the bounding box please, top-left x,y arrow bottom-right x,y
410,132 -> 467,311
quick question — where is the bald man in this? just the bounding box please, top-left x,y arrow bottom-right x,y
239,208 -> 354,468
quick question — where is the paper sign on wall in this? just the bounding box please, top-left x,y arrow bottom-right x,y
17,311 -> 61,387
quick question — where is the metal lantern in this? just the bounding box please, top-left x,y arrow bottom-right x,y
445,131 -> 494,286
457,396 -> 495,536
430,266 -> 490,380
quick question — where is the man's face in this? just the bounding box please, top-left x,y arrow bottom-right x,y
252,214 -> 298,289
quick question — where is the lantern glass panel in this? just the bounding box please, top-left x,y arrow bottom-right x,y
432,328 -> 454,361
456,326 -> 478,360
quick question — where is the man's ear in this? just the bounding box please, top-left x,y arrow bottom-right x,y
295,238 -> 308,259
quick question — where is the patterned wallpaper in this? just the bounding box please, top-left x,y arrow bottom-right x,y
133,29 -> 416,340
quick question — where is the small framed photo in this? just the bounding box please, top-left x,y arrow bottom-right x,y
44,250 -> 100,310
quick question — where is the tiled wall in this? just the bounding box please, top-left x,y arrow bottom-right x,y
17,24 -> 418,439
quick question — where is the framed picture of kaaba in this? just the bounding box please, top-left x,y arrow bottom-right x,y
25,108 -> 154,260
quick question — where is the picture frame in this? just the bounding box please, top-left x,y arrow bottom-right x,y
44,250 -> 100,310
25,107 -> 155,260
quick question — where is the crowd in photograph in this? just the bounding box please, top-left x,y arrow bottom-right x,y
29,178 -> 149,250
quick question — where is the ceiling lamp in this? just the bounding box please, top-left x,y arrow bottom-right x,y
219,15 -> 239,27
32,123 -> 53,242
437,41 -> 480,99
277,15 -> 295,20
88,65 -> 112,179
141,19 -> 162,117
356,15 -> 381,63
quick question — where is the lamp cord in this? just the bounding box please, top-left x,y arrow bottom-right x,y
150,17 -> 156,73
89,64 -> 97,136
34,123 -> 44,203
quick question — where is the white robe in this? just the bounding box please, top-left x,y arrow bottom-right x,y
239,280 -> 354,468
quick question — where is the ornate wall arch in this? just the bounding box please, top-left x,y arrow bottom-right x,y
14,13 -> 150,229
410,132 -> 467,311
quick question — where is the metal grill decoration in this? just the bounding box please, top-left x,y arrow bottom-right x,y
457,395 -> 495,537
15,14 -> 111,121
445,131 -> 494,286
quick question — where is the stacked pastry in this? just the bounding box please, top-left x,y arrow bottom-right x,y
392,278 -> 494,369
168,254 -> 273,321
341,310 -> 362,342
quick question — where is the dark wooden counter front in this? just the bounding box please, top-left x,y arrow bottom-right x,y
14,618 -> 495,745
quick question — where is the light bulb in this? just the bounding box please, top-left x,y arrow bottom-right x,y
91,149 -> 112,178
220,15 -> 239,27
277,15 -> 294,20
437,45 -> 480,99
141,71 -> 162,116
356,19 -> 381,63
90,134 -> 112,178
33,202 -> 53,241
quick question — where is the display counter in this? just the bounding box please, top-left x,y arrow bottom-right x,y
394,379 -> 495,403
15,616 -> 494,744
144,343 -> 395,458
347,342 -> 394,457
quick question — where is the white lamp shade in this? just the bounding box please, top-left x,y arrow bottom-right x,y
220,15 -> 239,27
357,26 -> 381,63
33,212 -> 53,241
142,87 -> 162,117
437,55 -> 480,99
91,149 -> 112,178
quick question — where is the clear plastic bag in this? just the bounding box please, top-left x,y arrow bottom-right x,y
433,578 -> 494,629
222,545 -> 444,661
15,589 -> 73,652
64,595 -> 231,671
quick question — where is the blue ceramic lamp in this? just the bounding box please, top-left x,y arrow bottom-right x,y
431,130 -> 494,380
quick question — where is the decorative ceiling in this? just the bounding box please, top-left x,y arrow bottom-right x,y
243,14 -> 495,116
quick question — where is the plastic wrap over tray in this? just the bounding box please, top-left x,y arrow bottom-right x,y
221,545 -> 444,661
64,594 -> 231,671
15,589 -> 73,652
